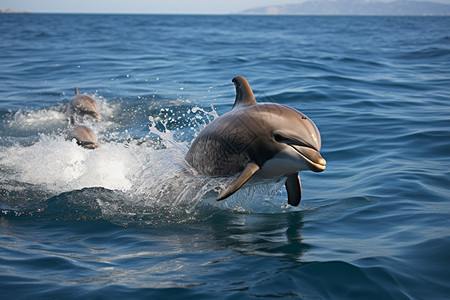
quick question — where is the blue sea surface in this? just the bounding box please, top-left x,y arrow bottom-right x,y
0,14 -> 449,299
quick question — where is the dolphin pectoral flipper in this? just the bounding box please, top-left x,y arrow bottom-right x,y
285,173 -> 302,206
217,162 -> 260,201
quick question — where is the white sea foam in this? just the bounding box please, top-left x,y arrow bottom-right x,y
8,108 -> 67,131
0,135 -> 147,193
0,103 -> 292,217
6,98 -> 121,133
0,105 -> 221,209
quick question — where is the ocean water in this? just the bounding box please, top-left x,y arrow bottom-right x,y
0,14 -> 449,299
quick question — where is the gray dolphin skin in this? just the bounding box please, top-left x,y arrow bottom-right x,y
185,76 -> 326,206
69,88 -> 101,119
67,116 -> 99,149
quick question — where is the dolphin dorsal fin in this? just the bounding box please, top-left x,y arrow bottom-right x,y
232,76 -> 257,109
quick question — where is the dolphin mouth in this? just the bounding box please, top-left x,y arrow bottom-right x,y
290,145 -> 326,172
78,141 -> 99,149
91,112 -> 101,119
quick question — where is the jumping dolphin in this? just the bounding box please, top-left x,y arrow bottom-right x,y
67,116 -> 99,149
69,88 -> 101,119
185,76 -> 326,206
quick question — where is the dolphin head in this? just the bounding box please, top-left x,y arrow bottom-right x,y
246,103 -> 326,177
271,105 -> 326,173
69,125 -> 99,149
67,116 -> 99,149
70,88 -> 101,120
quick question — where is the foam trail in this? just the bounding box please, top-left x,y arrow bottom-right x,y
8,109 -> 67,132
0,134 -> 148,193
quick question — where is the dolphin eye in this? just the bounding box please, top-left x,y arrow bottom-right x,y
274,134 -> 284,142
274,134 -> 294,144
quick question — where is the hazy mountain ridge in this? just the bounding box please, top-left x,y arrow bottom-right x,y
240,0 -> 450,15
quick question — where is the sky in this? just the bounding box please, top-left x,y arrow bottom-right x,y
1,0 -> 450,14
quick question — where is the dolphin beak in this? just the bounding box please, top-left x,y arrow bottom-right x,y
291,145 -> 326,172
79,142 -> 99,150
93,113 -> 101,120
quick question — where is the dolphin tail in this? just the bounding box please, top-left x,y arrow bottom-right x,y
217,162 -> 260,201
285,173 -> 302,206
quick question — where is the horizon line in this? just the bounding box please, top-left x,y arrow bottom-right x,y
1,11 -> 449,16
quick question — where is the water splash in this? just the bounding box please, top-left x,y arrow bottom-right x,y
0,100 -> 293,224
0,134 -> 146,193
7,107 -> 67,133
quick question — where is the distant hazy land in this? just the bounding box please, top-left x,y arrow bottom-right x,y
0,9 -> 30,13
240,0 -> 450,16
